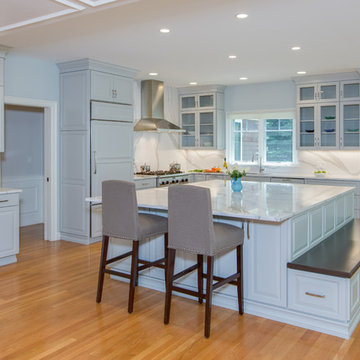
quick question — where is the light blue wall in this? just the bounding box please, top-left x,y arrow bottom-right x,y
3,106 -> 44,177
4,54 -> 59,101
225,80 -> 296,113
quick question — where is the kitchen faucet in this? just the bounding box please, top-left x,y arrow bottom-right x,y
252,152 -> 265,173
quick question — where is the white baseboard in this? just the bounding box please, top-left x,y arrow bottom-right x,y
0,255 -> 17,267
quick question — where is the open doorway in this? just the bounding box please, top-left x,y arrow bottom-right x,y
3,96 -> 58,241
2,105 -> 45,232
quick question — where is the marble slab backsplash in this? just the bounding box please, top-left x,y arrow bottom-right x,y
134,132 -> 360,178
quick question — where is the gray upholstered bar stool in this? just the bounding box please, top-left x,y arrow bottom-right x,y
164,184 -> 244,338
96,180 -> 168,313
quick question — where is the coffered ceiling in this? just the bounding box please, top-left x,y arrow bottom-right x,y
1,0 -> 360,86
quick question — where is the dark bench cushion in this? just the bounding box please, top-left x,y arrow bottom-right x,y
288,219 -> 360,278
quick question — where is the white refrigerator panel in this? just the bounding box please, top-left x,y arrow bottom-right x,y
90,120 -> 133,238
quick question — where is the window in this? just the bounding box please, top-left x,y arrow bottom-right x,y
227,111 -> 295,165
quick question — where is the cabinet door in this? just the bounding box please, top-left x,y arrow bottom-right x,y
298,105 -> 315,148
198,94 -> 214,108
297,85 -> 316,103
112,75 -> 133,105
341,80 -> 360,101
0,86 -> 3,152
340,101 -> 360,148
181,112 -> 196,147
319,103 -> 338,148
91,71 -> 113,102
318,82 -> 338,102
0,206 -> 19,258
181,96 -> 196,110
199,111 -> 214,148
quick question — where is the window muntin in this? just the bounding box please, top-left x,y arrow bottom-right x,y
227,111 -> 295,165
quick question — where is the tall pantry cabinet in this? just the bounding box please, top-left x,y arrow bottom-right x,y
58,59 -> 137,244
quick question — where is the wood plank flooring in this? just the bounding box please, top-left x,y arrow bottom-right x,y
1,224 -> 360,359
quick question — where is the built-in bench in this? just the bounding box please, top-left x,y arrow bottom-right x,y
287,219 -> 360,338
288,219 -> 360,278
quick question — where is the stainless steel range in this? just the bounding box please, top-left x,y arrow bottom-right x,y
135,170 -> 191,187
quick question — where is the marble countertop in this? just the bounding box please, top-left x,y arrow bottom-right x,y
0,188 -> 22,194
86,180 -> 355,223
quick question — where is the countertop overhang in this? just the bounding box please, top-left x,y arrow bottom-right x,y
86,180 -> 355,223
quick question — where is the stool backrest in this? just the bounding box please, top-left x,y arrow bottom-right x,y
102,180 -> 138,240
168,185 -> 215,254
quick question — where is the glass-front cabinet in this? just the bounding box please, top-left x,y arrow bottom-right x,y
297,103 -> 339,149
341,81 -> 360,101
181,94 -> 214,110
297,82 -> 338,103
340,102 -> 360,148
296,75 -> 360,150
179,86 -> 225,149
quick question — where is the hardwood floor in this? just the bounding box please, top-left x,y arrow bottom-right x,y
1,224 -> 360,359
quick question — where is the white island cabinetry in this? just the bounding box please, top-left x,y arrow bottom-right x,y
87,180 -> 356,338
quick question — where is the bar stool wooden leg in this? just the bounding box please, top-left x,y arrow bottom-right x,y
128,240 -> 139,313
96,235 -> 110,303
164,233 -> 169,285
237,244 -> 243,315
197,254 -> 203,304
205,256 -> 214,338
164,248 -> 176,324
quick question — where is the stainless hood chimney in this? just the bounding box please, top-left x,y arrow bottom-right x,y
134,80 -> 185,132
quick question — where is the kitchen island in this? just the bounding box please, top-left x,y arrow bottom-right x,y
88,180 -> 359,338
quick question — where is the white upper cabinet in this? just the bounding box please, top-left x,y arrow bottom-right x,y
340,101 -> 360,148
341,80 -> 360,101
297,103 -> 339,149
178,85 -> 225,150
91,71 -> 133,105
297,82 -> 339,103
295,72 -> 360,150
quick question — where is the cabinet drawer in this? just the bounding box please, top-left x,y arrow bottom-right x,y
134,178 -> 156,190
0,193 -> 19,208
288,270 -> 347,321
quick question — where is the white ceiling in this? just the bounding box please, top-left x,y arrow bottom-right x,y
1,0 -> 360,86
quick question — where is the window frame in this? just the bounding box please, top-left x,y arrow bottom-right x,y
226,109 -> 296,166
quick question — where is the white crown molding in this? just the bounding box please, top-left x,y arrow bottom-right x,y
0,0 -> 84,33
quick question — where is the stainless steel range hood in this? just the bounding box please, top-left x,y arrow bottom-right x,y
134,80 -> 185,133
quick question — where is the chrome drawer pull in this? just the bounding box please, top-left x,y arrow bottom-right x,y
305,291 -> 325,299
0,200 -> 9,203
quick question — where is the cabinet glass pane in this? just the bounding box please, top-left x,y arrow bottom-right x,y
182,136 -> 196,147
299,86 -> 315,101
320,85 -> 337,100
343,104 -> 360,147
299,106 -> 314,147
343,83 -> 360,99
320,105 -> 336,147
181,96 -> 196,109
199,95 -> 214,107
199,112 -> 214,147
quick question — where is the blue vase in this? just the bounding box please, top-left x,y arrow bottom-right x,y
231,178 -> 243,192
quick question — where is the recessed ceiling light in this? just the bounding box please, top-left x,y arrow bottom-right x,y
149,72 -> 158,76
239,77 -> 248,80
189,82 -> 198,85
291,46 -> 301,51
228,55 -> 237,59
160,28 -> 170,33
297,71 -> 306,75
236,13 -> 248,19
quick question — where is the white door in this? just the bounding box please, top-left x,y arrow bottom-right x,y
90,120 -> 133,237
